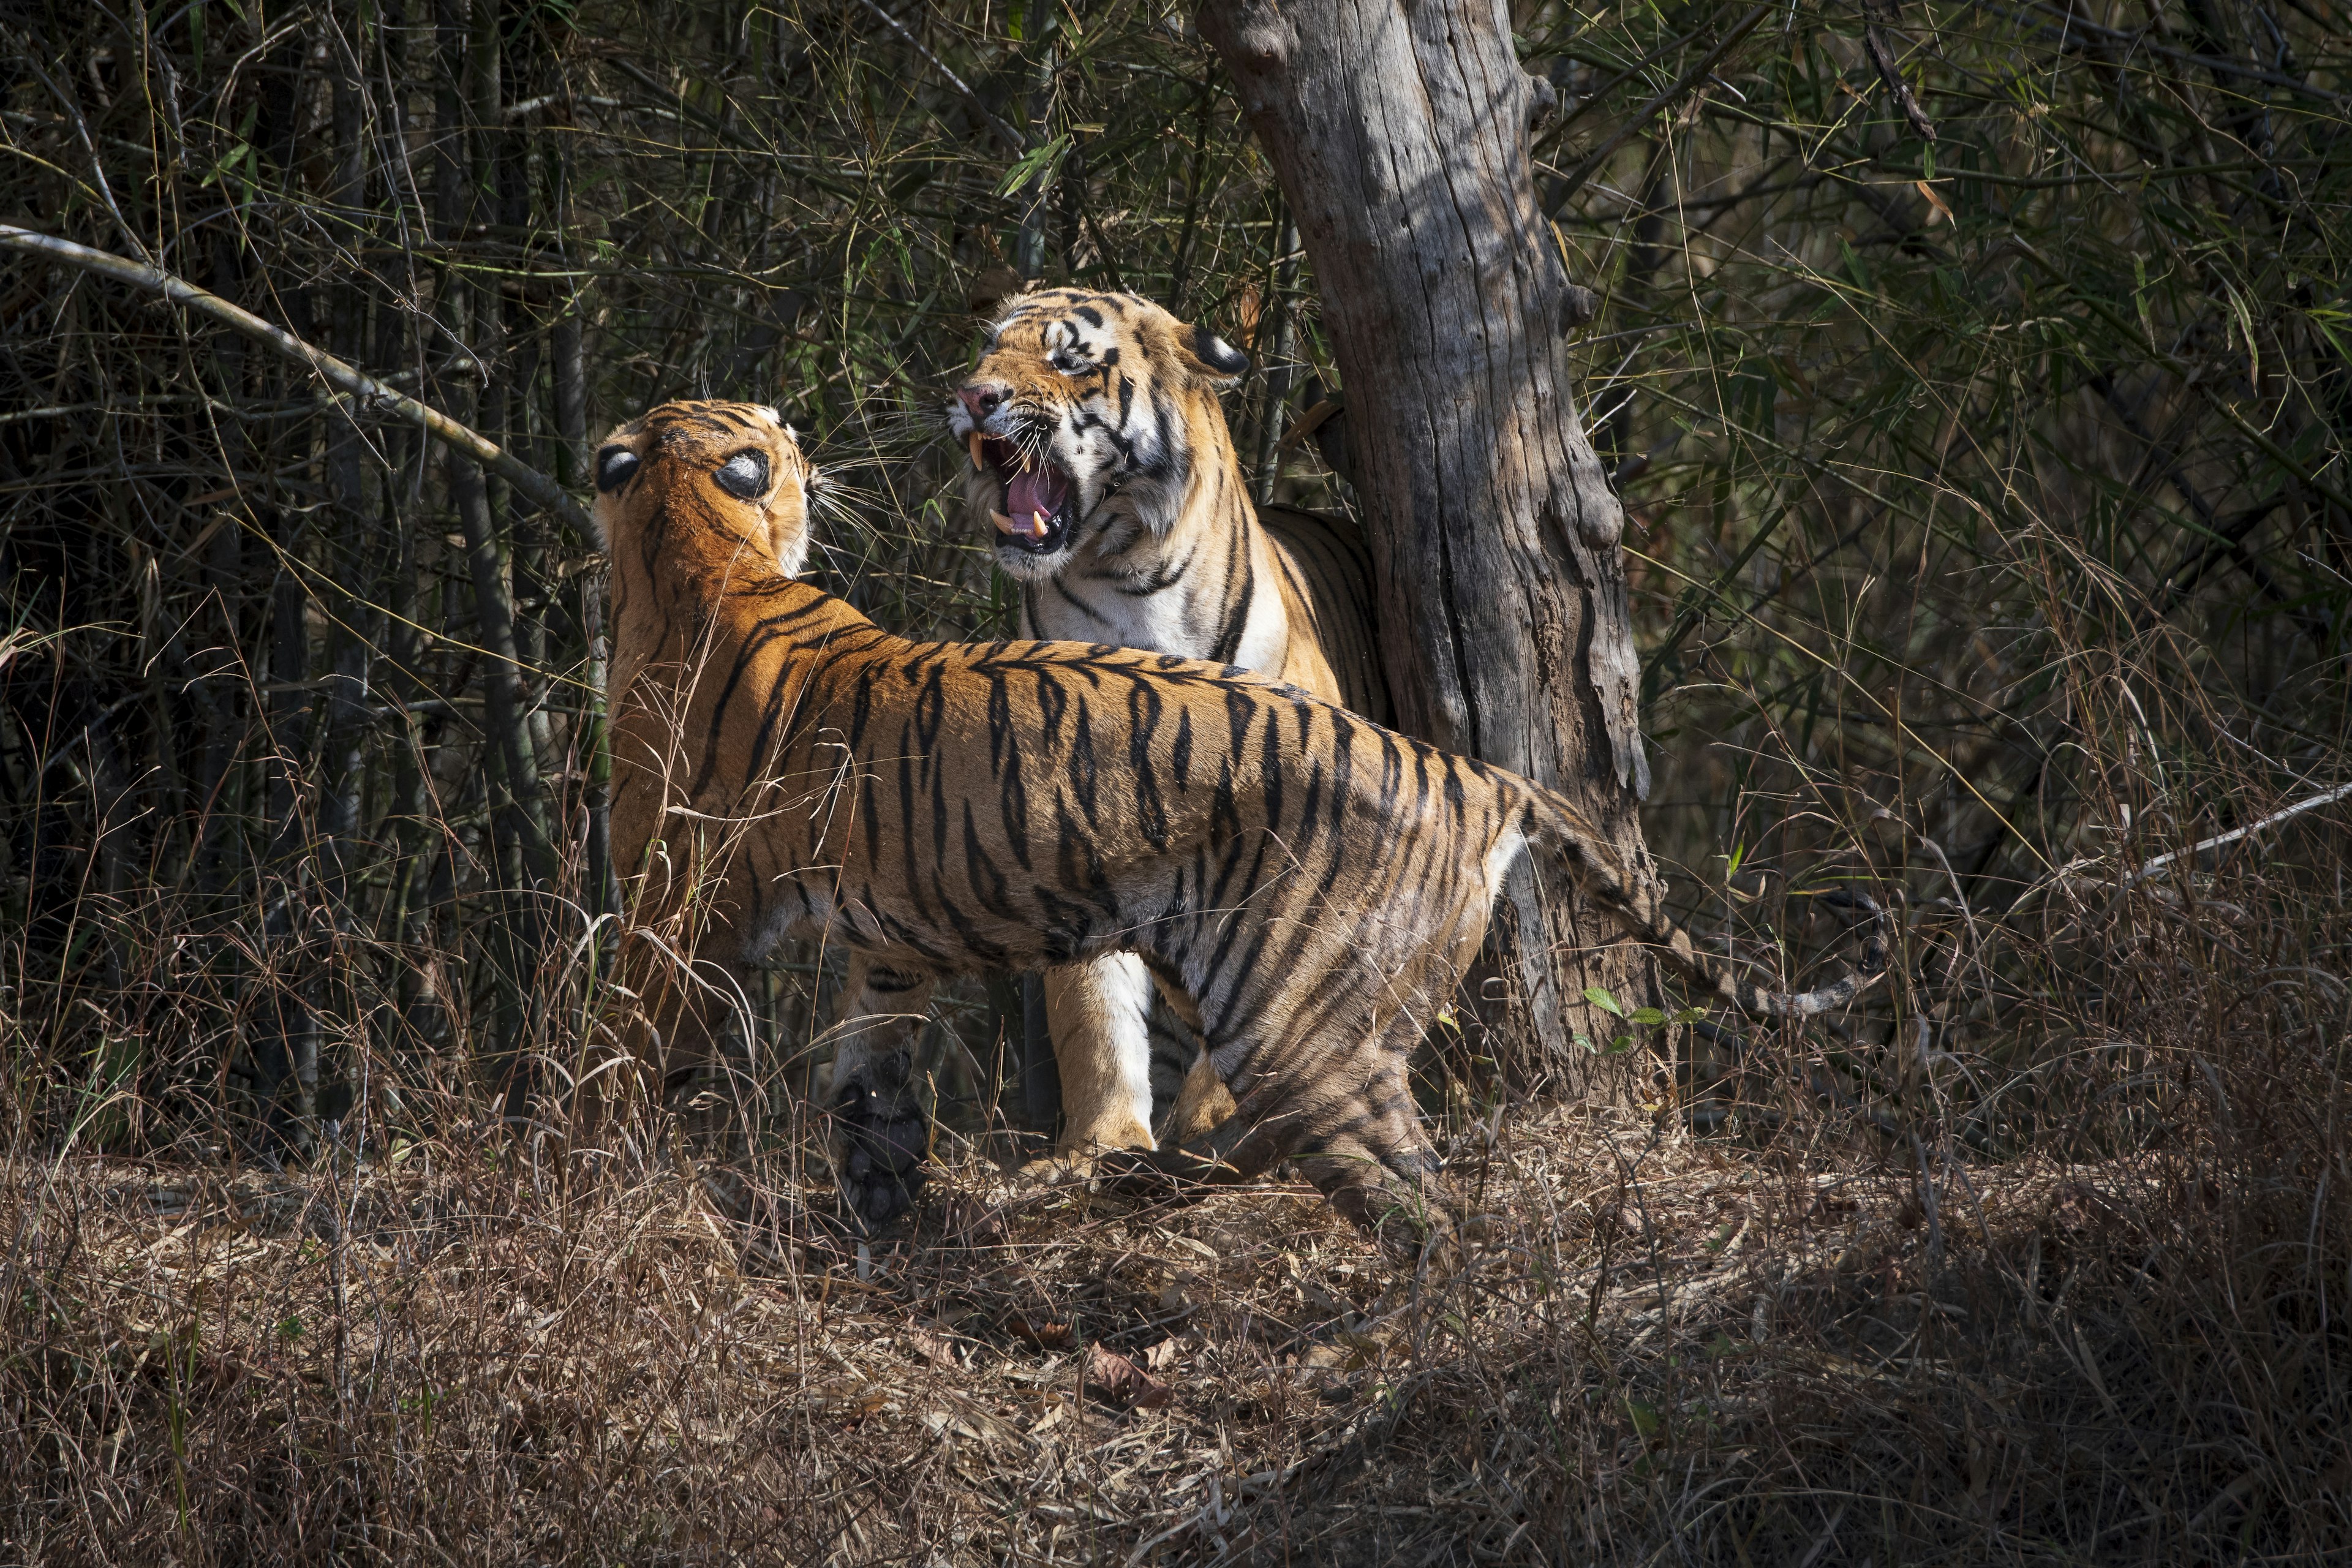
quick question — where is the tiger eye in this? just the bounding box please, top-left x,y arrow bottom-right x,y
714,450 -> 771,500
595,447 -> 640,492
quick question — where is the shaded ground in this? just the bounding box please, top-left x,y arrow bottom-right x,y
4,1102 -> 2345,1564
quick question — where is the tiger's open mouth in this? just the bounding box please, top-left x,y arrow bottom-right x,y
968,432 -> 1076,555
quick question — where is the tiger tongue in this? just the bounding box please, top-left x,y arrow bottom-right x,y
1003,462 -> 1069,527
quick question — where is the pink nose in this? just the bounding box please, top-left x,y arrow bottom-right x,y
958,382 -> 1006,421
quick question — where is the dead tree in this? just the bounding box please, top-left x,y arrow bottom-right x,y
1198,0 -> 1670,1094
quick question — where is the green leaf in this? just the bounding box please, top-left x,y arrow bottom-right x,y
1841,236 -> 1872,293
198,141 -> 252,191
1629,1006 -> 1667,1027
995,133 -> 1072,198
1581,986 -> 1624,1017
1625,1398 -> 1662,1439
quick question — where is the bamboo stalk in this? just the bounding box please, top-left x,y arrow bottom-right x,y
1251,211 -> 1300,506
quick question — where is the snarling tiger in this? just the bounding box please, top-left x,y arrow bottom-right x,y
597,399 -> 1884,1253
948,286 -> 1390,1164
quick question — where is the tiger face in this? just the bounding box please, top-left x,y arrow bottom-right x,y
946,288 -> 1250,580
593,400 -> 816,578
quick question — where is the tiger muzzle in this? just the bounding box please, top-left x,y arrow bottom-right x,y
967,430 -> 1078,556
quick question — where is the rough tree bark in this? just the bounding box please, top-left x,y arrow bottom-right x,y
1197,0 -> 1673,1098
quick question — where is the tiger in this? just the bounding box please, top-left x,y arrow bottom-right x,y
947,286 -> 1390,1166
595,398 -> 1885,1253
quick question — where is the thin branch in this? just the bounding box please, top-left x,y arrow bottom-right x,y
22,56 -> 153,262
2011,1 -> 2350,108
1530,12 -> 1721,164
1861,0 -> 1939,144
0,225 -> 589,534
2086,372 -> 2288,605
2125,782 -> 2352,888
2012,239 -> 2352,519
849,0 -> 1030,155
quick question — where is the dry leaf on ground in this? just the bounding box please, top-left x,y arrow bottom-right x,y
1086,1343 -> 1173,1408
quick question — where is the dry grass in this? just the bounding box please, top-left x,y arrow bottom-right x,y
9,1057 -> 2346,1564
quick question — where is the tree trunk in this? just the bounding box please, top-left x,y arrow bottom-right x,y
1197,0 -> 1674,1099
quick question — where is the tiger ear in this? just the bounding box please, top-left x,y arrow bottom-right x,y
1172,322 -> 1251,386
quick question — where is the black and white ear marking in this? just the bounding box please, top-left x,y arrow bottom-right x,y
1191,326 -> 1249,379
714,450 -> 772,500
595,446 -> 640,492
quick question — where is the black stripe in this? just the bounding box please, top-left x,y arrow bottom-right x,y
913,657 -> 946,748
1068,696 -> 1100,827
1259,710 -> 1284,831
1000,740 -> 1031,871
986,673 -> 1014,774
1036,671 -> 1068,750
1127,678 -> 1169,850
962,801 -> 1016,918
896,727 -> 937,927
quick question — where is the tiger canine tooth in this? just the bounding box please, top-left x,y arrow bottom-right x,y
967,432 -> 986,470
990,509 -> 1019,535
1030,510 -> 1049,536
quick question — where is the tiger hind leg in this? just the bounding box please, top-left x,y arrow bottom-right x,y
1286,1059 -> 1455,1263
1095,1098 -> 1291,1199
1136,1008 -> 1453,1261
1138,969 -> 1238,1148
1161,1045 -> 1238,1148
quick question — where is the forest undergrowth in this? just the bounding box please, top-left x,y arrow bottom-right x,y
4,1 -> 2350,1561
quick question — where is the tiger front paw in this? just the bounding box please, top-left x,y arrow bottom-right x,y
829,1055 -> 930,1228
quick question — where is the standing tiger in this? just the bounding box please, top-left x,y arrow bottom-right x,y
948,287 -> 1390,1166
597,399 -> 1883,1250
